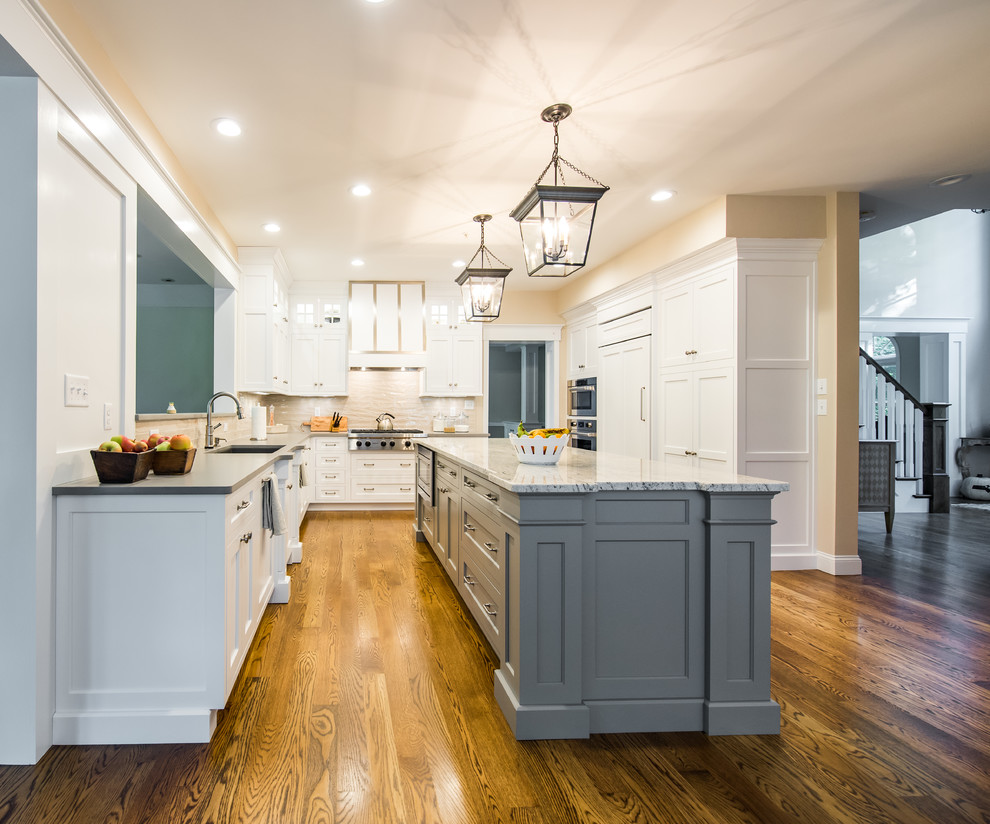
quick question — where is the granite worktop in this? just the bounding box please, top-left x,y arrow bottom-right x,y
423,438 -> 789,494
52,433 -> 310,496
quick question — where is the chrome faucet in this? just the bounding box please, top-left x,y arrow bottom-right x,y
206,391 -> 243,449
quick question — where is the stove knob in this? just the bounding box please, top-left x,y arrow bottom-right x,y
354,440 -> 361,448
364,440 -> 371,448
388,440 -> 396,448
381,440 -> 387,448
404,440 -> 411,448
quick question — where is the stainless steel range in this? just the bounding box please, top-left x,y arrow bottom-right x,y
348,429 -> 426,451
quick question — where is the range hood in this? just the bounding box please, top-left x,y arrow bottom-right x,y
348,281 -> 427,369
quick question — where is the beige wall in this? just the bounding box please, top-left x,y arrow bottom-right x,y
815,192 -> 861,559
725,195 -> 828,239
38,0 -> 237,263
495,289 -> 564,326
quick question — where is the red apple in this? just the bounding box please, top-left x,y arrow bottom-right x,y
147,433 -> 162,448
98,441 -> 122,452
120,436 -> 136,452
133,440 -> 149,453
169,434 -> 192,451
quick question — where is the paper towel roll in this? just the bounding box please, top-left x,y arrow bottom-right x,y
251,405 -> 267,440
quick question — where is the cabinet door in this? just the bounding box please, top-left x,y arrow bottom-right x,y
424,332 -> 453,394
659,372 -> 695,467
694,366 -> 734,469
240,312 -> 271,390
659,283 -> 693,369
584,321 -> 599,374
450,333 -> 482,395
693,268 -> 734,363
291,333 -> 319,393
436,487 -> 459,577
318,334 -> 347,395
566,324 -> 588,376
251,524 -> 273,619
598,339 -> 650,459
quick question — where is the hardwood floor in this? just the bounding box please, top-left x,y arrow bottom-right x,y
2,508 -> 988,823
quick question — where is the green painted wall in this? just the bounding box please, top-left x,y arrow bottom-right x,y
136,305 -> 214,414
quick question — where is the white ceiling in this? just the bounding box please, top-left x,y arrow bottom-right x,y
55,0 -> 990,289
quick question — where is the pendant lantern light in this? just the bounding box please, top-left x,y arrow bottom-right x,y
455,214 -> 510,322
510,103 -> 609,277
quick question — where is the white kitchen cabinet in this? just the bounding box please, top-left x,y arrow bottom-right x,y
565,315 -> 598,378
423,329 -> 483,396
597,334 -> 651,459
659,265 -> 734,369
349,452 -> 417,503
290,290 -> 347,395
238,248 -> 292,393
658,365 -> 734,470
312,434 -> 348,503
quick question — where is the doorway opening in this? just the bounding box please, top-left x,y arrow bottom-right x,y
487,342 -> 546,438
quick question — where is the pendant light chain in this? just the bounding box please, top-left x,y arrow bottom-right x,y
466,216 -> 510,270
531,115 -> 609,190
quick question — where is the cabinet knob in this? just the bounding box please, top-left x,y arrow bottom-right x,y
578,364 -> 585,369
287,484 -> 293,489
685,450 -> 698,456
240,532 -> 252,543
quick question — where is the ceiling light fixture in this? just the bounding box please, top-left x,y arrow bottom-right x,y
650,190 -> 676,202
451,260 -> 466,268
263,222 -> 281,233
510,103 -> 608,277
351,258 -> 365,267
455,214 -> 510,322
929,173 -> 971,187
350,183 -> 372,197
212,118 -> 241,137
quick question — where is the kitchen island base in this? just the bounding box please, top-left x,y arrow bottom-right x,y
416,441 -> 785,740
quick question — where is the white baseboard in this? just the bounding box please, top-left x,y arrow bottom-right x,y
816,551 -> 862,576
770,552 -> 818,571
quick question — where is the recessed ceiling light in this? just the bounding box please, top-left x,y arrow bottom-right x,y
929,174 -> 970,187
650,189 -> 676,202
212,118 -> 241,137
161,278 -> 175,283
365,0 -> 387,4
452,260 -> 466,268
351,258 -> 365,266
350,183 -> 372,197
263,222 -> 281,233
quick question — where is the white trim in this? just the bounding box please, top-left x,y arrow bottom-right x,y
484,323 -> 561,342
815,551 -> 863,576
770,552 -> 818,571
860,317 -> 969,335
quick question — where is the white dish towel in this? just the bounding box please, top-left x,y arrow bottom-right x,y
262,477 -> 287,536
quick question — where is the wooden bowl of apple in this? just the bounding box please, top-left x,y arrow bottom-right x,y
91,433 -> 195,482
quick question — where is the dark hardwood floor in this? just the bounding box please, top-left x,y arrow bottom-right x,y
2,507 -> 988,823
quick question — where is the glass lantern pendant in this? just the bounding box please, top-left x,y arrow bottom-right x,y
455,214 -> 511,322
510,103 -> 608,277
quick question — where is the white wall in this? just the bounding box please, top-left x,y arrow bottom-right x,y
860,210 -> 990,435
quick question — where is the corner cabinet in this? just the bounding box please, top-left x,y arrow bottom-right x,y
289,289 -> 348,395
237,247 -> 291,393
422,291 -> 483,397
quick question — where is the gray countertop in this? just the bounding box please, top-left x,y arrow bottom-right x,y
423,439 -> 790,494
53,433 -> 310,496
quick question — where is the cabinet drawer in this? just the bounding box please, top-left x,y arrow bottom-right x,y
435,458 -> 460,486
315,485 -> 347,502
418,492 -> 437,549
459,499 -> 503,592
351,456 -> 416,474
317,454 -> 346,470
313,436 -> 346,452
459,553 -> 503,657
599,307 -> 651,346
461,469 -> 503,511
349,479 -> 416,501
226,482 -> 259,529
317,469 -> 346,485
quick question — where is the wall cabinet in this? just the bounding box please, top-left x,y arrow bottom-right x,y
290,291 -> 347,395
658,366 -> 734,470
238,248 -> 291,393
658,265 -> 734,369
565,315 -> 598,378
422,292 -> 483,396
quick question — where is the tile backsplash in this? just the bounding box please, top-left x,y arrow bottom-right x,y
134,371 -> 481,447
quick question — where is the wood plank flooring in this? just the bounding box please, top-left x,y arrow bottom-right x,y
2,507 -> 988,823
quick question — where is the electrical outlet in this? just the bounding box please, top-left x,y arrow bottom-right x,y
816,378 -> 827,395
816,399 -> 828,416
463,399 -> 475,410
64,373 -> 90,407
103,402 -> 113,430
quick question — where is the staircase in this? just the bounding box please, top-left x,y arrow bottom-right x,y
859,348 -> 950,514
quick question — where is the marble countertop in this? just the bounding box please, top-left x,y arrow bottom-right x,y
53,433 -> 310,496
424,439 -> 790,494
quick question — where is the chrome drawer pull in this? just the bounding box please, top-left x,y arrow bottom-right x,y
438,486 -> 448,494
463,478 -> 476,487
482,603 -> 497,617
484,542 -> 497,553
424,515 -> 432,523
364,463 -> 375,467
463,574 -> 476,586
236,500 -> 250,510
448,469 -> 457,477
400,487 -> 412,492
400,462 -> 412,468
464,523 -> 476,532
485,492 -> 498,502
364,487 -> 375,492
240,532 -> 252,543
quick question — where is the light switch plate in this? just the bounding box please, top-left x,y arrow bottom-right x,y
463,399 -> 475,410
816,398 -> 828,416
103,402 -> 113,430
64,373 -> 90,407
816,378 -> 828,395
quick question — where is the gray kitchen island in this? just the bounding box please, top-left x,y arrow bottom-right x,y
415,439 -> 788,740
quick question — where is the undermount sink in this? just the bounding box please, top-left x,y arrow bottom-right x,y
210,444 -> 283,454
